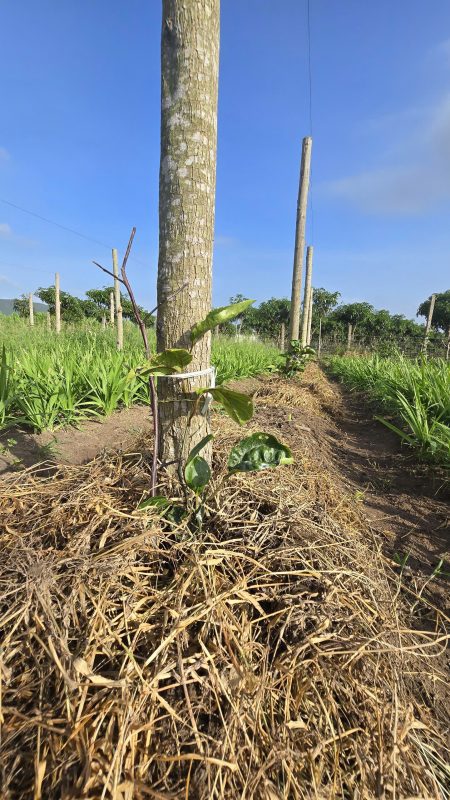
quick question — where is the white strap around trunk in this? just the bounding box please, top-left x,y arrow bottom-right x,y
164,366 -> 216,388
163,366 -> 215,415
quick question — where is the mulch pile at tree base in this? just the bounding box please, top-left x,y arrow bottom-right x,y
1,371 -> 449,799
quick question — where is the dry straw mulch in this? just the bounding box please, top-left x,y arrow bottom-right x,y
1,376 -> 449,799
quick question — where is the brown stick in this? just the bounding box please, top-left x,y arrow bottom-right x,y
94,229 -> 188,495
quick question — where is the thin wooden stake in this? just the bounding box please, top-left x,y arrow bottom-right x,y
29,293 -> 34,326
422,293 -> 436,355
347,322 -> 353,351
101,315 -> 106,330
46,311 -> 51,331
307,290 -> 313,345
318,318 -> 322,357
55,273 -> 61,334
280,321 -> 285,352
289,136 -> 312,342
300,245 -> 313,346
110,291 -> 114,326
112,248 -> 123,351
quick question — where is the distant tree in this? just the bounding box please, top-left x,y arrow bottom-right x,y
86,287 -> 155,326
13,295 -> 29,318
228,294 -> 251,334
37,286 -> 85,323
417,290 -> 450,337
333,302 -> 374,347
252,298 -> 291,339
310,288 -> 340,340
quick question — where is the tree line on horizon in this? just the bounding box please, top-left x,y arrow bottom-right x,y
6,285 -> 450,351
226,289 -> 450,351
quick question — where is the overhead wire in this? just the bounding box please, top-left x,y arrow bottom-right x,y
306,0 -> 315,247
0,197 -> 149,268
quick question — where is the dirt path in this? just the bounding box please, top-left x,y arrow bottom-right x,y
328,388 -> 449,584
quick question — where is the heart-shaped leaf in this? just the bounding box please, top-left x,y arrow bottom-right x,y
191,300 -> 255,345
196,386 -> 253,425
131,348 -> 192,379
186,434 -> 214,464
228,432 -> 293,473
184,455 -> 211,493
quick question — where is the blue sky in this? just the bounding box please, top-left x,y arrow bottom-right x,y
1,1 -> 449,319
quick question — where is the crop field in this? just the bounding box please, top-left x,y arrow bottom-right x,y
0,317 -> 280,432
328,354 -> 450,467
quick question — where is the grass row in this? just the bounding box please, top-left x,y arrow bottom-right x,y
327,354 -> 450,468
0,319 -> 280,432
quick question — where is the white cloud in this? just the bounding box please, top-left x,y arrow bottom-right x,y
0,223 -> 12,238
0,147 -> 10,163
326,91 -> 450,215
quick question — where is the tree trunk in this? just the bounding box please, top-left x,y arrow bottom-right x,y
300,245 -> 313,346
157,0 -> 220,468
422,293 -> 436,355
289,137 -> 312,342
55,272 -> 61,334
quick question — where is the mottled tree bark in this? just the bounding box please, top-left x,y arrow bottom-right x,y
157,0 -> 220,467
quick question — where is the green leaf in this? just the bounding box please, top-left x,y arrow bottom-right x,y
138,495 -> 187,524
184,455 -> 211,493
196,386 -> 253,425
228,432 -> 293,473
190,300 -> 255,345
186,434 -> 214,466
138,495 -> 172,511
132,348 -> 192,378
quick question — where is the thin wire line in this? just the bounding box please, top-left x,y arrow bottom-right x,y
306,0 -> 315,247
0,197 -> 149,268
307,0 -> 313,138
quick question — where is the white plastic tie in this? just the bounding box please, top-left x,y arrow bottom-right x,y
164,366 -> 215,415
164,366 -> 215,382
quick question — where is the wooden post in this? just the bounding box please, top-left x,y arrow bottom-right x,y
46,311 -> 51,331
29,293 -> 34,326
318,318 -> 322,357
280,321 -> 285,352
101,315 -> 106,330
422,293 -> 436,355
110,291 -> 114,326
300,245 -> 313,346
289,136 -> 312,342
446,325 -> 450,361
307,291 -> 313,345
112,248 -> 123,351
55,272 -> 61,333
347,322 -> 353,351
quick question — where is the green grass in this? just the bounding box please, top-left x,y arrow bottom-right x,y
0,317 -> 279,432
327,354 -> 450,468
